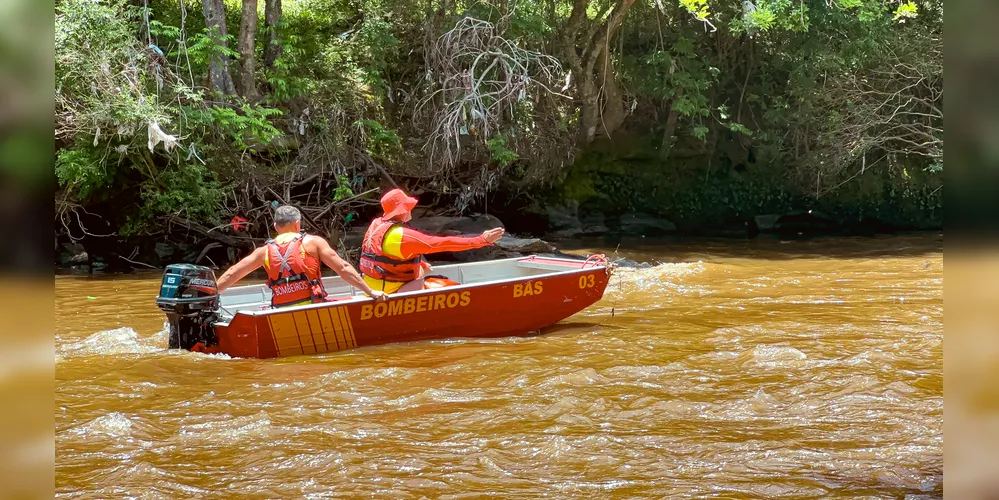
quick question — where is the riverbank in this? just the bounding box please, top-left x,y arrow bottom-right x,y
55,221 -> 943,277
55,170 -> 943,274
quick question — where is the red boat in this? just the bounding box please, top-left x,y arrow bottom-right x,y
155,255 -> 612,358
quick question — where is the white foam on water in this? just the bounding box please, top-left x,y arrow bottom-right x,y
748,388 -> 779,412
753,344 -> 808,359
59,327 -> 163,357
58,325 -> 234,360
175,411 -> 272,444
186,350 -> 233,361
605,261 -> 708,295
68,412 -> 134,439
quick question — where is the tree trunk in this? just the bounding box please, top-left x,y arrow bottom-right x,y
263,0 -> 282,69
595,48 -> 627,138
498,0 -> 509,30
200,0 -> 237,95
660,92 -> 681,159
237,0 -> 260,99
560,0 -> 635,144
579,81 -> 601,143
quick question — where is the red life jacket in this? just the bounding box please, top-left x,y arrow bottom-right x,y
359,218 -> 423,282
263,233 -> 327,307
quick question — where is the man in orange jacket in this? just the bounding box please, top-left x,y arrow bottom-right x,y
217,205 -> 388,307
359,188 -> 505,293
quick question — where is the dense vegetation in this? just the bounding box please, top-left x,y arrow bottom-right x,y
55,0 -> 942,266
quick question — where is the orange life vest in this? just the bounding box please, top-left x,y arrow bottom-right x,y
264,233 -> 327,307
359,218 -> 423,282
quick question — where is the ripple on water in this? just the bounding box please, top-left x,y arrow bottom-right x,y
383,387 -> 488,409
539,367 -> 609,387
750,344 -> 809,369
175,411 -> 273,444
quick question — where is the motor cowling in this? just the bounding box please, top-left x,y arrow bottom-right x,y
155,264 -> 219,350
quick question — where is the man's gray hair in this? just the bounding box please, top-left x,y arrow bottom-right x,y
273,205 -> 302,227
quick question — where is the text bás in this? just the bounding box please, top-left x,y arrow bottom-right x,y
513,281 -> 543,297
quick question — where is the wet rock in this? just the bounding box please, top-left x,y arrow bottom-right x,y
692,218 -> 759,239
545,203 -> 583,239
612,258 -> 654,269
548,228 -> 584,240
754,214 -> 782,231
403,217 -> 449,233
546,202 -> 580,228
579,210 -> 608,236
755,210 -> 839,236
618,212 -> 677,236
842,216 -> 896,236
154,242 -> 176,260
612,258 -> 639,268
494,236 -> 556,254
67,264 -> 91,275
59,242 -> 88,266
175,242 -> 195,261
581,224 -> 608,236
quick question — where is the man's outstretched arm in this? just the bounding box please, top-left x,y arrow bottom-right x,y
310,237 -> 387,301
395,227 -> 504,259
216,247 -> 266,292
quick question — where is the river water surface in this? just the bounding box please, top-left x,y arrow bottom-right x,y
55,234 -> 943,498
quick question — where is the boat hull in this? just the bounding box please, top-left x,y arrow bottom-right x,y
211,259 -> 610,359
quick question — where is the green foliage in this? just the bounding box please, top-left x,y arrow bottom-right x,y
679,0 -> 712,20
140,162 -> 227,225
621,35 -> 723,144
187,30 -> 240,67
487,134 -> 520,168
354,119 -> 402,163
745,4 -> 778,30
55,146 -> 113,200
56,0 -> 170,139
559,150 -> 940,230
726,122 -> 752,136
263,27 -> 309,102
148,19 -> 181,41
893,1 -> 919,22
332,175 -> 355,202
184,104 -> 284,150
355,14 -> 400,92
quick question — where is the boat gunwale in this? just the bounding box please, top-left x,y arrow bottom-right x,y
213,255 -> 608,323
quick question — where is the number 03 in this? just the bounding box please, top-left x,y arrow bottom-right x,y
578,274 -> 595,289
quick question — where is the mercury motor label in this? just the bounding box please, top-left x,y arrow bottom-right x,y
189,278 -> 216,288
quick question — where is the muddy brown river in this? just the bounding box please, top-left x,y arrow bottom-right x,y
55,234 -> 943,498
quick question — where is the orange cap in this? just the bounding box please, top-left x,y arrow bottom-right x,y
381,188 -> 418,220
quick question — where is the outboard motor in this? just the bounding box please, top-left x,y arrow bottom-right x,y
155,264 -> 220,350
